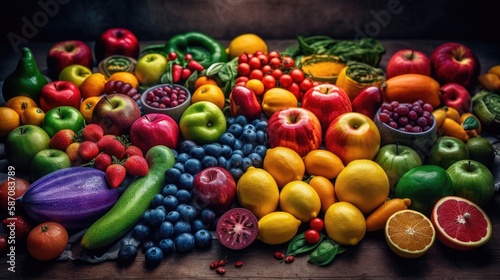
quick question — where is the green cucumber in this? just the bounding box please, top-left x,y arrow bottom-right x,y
81,145 -> 175,250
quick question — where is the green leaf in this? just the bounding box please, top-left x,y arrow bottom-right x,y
206,62 -> 225,76
308,238 -> 346,266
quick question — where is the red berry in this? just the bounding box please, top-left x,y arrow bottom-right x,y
209,260 -> 220,269
94,153 -> 112,171
78,141 -> 100,161
82,124 -> 104,142
274,251 -> 285,260
235,260 -> 244,267
284,255 -> 295,263
105,163 -> 127,188
215,267 -> 225,275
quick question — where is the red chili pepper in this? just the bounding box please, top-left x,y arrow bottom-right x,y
187,60 -> 205,72
172,64 -> 183,83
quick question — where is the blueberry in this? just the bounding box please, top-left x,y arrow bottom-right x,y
191,219 -> 209,232
162,195 -> 179,211
204,143 -> 222,157
148,208 -> 166,227
178,173 -> 194,190
189,146 -> 205,160
232,139 -> 243,150
229,153 -> 243,168
241,129 -> 257,144
174,233 -> 195,253
178,140 -> 197,154
229,167 -> 244,182
235,115 -> 248,126
194,229 -> 212,249
158,221 -> 174,239
162,183 -> 178,196
201,156 -> 218,168
243,124 -> 256,131
220,144 -> 232,158
177,204 -> 198,222
175,189 -> 192,204
158,238 -> 174,254
231,149 -> 244,157
241,157 -> 253,172
151,193 -> 164,208
173,220 -> 192,236
176,152 -> 191,164
255,120 -> 268,131
248,152 -> 263,168
184,158 -> 202,175
142,240 -> 155,252
226,116 -> 236,126
133,224 -> 150,240
200,208 -> 216,225
142,209 -> 152,223
227,124 -> 243,138
251,118 -> 261,126
253,145 -> 267,158
145,246 -> 163,265
164,167 -> 182,184
117,244 -> 138,265
256,130 -> 267,144
241,143 -> 254,156
173,162 -> 185,173
165,210 -> 181,224
219,132 -> 236,146
217,156 -> 228,168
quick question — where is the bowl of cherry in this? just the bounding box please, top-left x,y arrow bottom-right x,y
141,83 -> 191,123
374,100 -> 438,161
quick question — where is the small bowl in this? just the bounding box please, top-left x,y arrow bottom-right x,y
374,108 -> 438,161
141,84 -> 191,123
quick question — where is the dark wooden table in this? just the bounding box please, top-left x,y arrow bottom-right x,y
1,40 -> 500,279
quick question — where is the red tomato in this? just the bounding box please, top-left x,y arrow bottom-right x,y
254,50 -> 265,56
271,69 -> 283,79
290,68 -> 305,83
282,56 -> 295,68
257,54 -> 269,66
267,51 -> 280,59
248,57 -> 262,70
305,229 -> 321,244
261,65 -> 272,75
237,63 -> 251,76
249,69 -> 264,80
235,76 -> 249,85
287,82 -> 301,101
238,54 -> 249,64
309,217 -> 324,232
261,75 -> 277,89
300,78 -> 314,92
279,74 -> 293,88
27,222 -> 69,261
167,52 -> 178,61
269,57 -> 282,69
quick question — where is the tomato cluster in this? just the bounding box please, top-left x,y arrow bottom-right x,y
235,51 -> 314,101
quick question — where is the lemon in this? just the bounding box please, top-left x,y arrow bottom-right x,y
335,159 -> 390,215
324,202 -> 366,246
263,147 -> 305,188
236,167 -> 280,219
226,33 -> 268,59
302,149 -> 345,179
257,211 -> 301,245
279,180 -> 321,222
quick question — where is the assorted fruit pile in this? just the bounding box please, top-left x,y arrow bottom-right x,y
0,29 -> 499,271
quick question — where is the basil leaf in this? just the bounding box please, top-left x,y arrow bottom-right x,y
206,62 -> 225,76
308,239 -> 345,266
286,232 -> 325,256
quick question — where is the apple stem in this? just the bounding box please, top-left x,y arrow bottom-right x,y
395,143 -> 400,154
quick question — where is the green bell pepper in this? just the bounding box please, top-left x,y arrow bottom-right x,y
164,32 -> 228,69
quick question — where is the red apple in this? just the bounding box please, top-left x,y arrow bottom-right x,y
325,112 -> 381,165
386,49 -> 431,79
94,28 -> 140,63
266,107 -> 322,157
47,40 -> 93,79
301,83 -> 352,133
439,83 -> 471,115
430,42 -> 481,90
130,113 -> 180,154
39,81 -> 82,112
192,167 -> 237,215
91,93 -> 141,136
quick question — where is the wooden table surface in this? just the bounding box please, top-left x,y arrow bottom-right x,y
1,39 -> 500,279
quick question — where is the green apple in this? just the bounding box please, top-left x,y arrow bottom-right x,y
373,143 -> 423,193
134,53 -> 168,86
30,148 -> 72,181
58,64 -> 92,87
42,106 -> 85,138
426,136 -> 469,170
5,125 -> 50,170
179,101 -> 227,145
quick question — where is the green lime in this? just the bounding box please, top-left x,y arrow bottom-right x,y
395,165 -> 454,216
466,137 -> 495,166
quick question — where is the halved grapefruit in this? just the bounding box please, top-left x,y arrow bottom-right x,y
431,196 -> 492,250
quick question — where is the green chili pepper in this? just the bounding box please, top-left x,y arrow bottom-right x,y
164,32 -> 228,69
308,238 -> 346,266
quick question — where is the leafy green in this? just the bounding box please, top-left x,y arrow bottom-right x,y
308,238 -> 346,266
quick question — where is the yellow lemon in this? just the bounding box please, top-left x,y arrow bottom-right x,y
335,159 -> 390,215
302,149 -> 345,179
257,211 -> 301,245
279,180 -> 321,222
226,33 -> 268,59
237,167 -> 280,219
263,147 -> 305,188
324,202 -> 366,246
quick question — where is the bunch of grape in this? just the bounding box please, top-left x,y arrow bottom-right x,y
378,100 -> 435,132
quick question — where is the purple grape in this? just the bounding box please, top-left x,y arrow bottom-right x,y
379,112 -> 391,123
381,103 -> 392,111
390,101 -> 400,108
395,105 -> 409,116
412,126 -> 423,132
398,116 -> 409,127
417,117 -> 428,127
407,110 -> 418,120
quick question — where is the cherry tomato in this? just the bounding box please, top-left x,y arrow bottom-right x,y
248,57 -> 262,70
300,78 -> 314,92
286,82 -> 301,101
282,56 -> 295,68
235,76 -> 249,85
237,63 -> 251,76
249,69 -> 264,80
257,54 -> 269,66
238,54 -> 249,64
309,217 -> 324,232
267,51 -> 280,59
290,68 -> 305,83
261,75 -> 277,89
269,57 -> 282,69
271,69 -> 283,80
184,53 -> 193,61
261,65 -> 272,75
305,229 -> 321,244
279,74 -> 293,88
254,50 -> 265,56
168,52 -> 178,61
247,53 -> 254,59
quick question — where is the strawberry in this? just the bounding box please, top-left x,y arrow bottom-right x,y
66,142 -> 82,165
94,153 -> 112,171
105,163 -> 126,188
82,124 -> 104,142
97,134 -> 116,151
125,145 -> 144,158
49,129 -> 76,151
102,138 -> 127,159
78,141 -> 100,161
124,155 -> 149,176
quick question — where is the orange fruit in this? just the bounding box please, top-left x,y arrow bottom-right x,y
80,96 -> 102,124
0,107 -> 21,137
194,76 -> 218,89
191,84 -> 226,110
302,149 -> 345,179
21,107 -> 45,126
385,209 -> 435,258
108,71 -> 139,88
334,159 -> 390,215
261,88 -> 298,118
5,96 -> 38,116
245,79 -> 265,96
80,73 -> 107,99
307,175 -> 336,213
